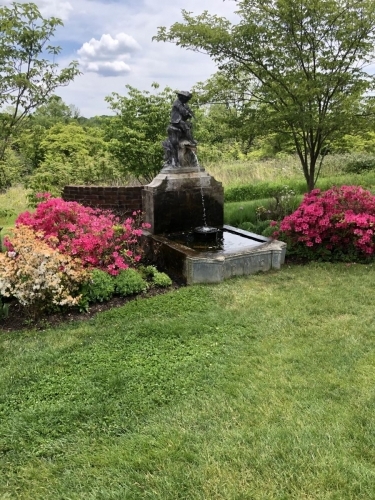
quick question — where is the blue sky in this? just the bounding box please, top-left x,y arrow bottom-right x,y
8,0 -> 239,117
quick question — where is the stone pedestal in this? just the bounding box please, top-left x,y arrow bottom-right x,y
142,165 -> 224,235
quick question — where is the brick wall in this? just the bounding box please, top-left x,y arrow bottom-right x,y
62,186 -> 144,216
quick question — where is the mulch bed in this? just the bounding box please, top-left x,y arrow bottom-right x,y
0,281 -> 184,333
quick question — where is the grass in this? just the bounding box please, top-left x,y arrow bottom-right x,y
0,184 -> 29,223
205,153 -> 375,190
0,185 -> 30,245
224,172 -> 375,203
1,263 -> 375,499
206,156 -> 302,189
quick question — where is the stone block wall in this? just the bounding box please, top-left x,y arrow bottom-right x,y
62,186 -> 144,216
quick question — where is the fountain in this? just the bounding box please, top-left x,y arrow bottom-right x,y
142,90 -> 286,284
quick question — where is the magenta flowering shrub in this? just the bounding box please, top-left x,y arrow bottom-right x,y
272,186 -> 375,261
16,194 -> 150,274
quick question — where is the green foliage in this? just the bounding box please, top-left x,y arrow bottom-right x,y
139,265 -> 172,288
0,296 -> 9,320
114,268 -> 148,296
11,96 -> 89,176
32,95 -> 75,128
251,133 -> 296,158
80,269 -> 115,305
225,189 -> 302,236
152,271 -> 173,288
0,148 -> 28,186
331,131 -> 375,154
0,2 -> 80,188
26,159 -> 72,204
194,72 -> 274,159
0,208 -> 15,220
261,223 -> 278,238
139,265 -> 158,279
0,186 -> 29,233
225,180 -> 307,203
155,0 -> 375,191
225,172 -> 375,204
13,121 -> 46,171
225,198 -> 273,227
25,123 -> 122,204
343,154 -> 375,174
197,141 -> 245,163
40,122 -> 106,159
105,83 -> 175,182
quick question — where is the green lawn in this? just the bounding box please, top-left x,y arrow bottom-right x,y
1,263 -> 375,499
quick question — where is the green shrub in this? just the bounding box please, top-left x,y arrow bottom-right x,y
81,269 -> 115,304
225,199 -> 271,226
138,265 -> 158,279
237,221 -> 257,232
115,269 -> 148,296
224,173 -> 375,204
0,208 -> 15,219
225,192 -> 302,229
261,224 -> 278,237
251,220 -> 273,234
152,271 -> 172,288
237,220 -> 274,236
225,180 -> 308,202
344,154 -> 375,174
138,265 -> 172,288
0,296 -> 9,320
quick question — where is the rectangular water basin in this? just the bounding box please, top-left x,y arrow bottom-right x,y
143,225 -> 286,284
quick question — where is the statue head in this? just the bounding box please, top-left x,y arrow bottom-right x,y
177,90 -> 192,103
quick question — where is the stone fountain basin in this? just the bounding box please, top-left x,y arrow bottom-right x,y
143,225 -> 286,285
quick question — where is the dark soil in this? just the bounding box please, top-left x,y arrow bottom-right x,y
0,281 -> 184,333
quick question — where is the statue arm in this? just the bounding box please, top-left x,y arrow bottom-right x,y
176,102 -> 193,120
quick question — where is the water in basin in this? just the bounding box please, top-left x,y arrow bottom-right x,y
166,227 -> 266,254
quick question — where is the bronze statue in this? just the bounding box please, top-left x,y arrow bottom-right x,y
162,90 -> 198,168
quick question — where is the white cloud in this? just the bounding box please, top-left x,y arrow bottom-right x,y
14,0 -> 239,114
2,0 -> 73,20
85,60 -> 131,77
38,0 -> 73,21
77,33 -> 141,76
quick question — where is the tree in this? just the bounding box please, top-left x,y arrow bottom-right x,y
105,84 -> 175,183
9,96 -> 81,175
26,123 -> 121,203
0,2 -> 80,187
194,70 -> 262,155
32,95 -> 74,128
155,0 -> 375,191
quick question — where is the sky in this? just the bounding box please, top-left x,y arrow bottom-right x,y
7,0 -> 239,117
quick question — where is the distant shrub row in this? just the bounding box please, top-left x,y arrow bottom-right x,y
225,180 -> 307,202
224,173 -> 375,202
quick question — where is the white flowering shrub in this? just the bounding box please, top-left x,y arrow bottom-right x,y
0,225 -> 89,314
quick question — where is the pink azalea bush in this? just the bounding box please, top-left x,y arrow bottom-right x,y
15,194 -> 150,275
272,185 -> 375,261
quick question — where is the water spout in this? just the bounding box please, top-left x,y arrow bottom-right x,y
190,151 -> 208,227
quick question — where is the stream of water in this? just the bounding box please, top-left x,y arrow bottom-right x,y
191,151 -> 208,227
